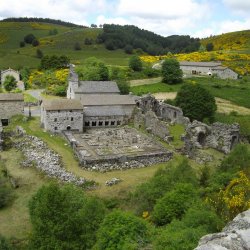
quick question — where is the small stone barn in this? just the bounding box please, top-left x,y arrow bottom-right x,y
41,99 -> 83,133
0,93 -> 24,126
180,61 -> 238,79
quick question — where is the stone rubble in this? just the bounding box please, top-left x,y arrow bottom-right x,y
105,178 -> 122,186
14,134 -> 87,186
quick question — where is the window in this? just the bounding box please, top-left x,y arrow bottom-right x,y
54,118 -> 57,122
71,117 -> 74,121
85,121 -> 90,127
117,121 -> 121,126
105,121 -> 109,126
69,110 -> 72,112
92,121 -> 96,127
67,126 -> 71,130
1,119 -> 9,126
111,121 -> 115,126
54,127 -> 58,130
98,121 -> 103,126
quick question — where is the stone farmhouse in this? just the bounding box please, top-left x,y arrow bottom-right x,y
41,66 -> 136,133
179,61 -> 238,79
0,93 -> 24,126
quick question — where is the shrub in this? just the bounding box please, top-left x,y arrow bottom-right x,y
129,55 -> 142,72
152,183 -> 199,225
95,210 -> 151,250
24,33 -> 36,44
175,83 -> 217,122
161,58 -> 183,84
3,75 -> 17,92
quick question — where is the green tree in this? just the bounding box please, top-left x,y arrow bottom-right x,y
36,49 -> 43,59
24,33 -> 36,44
175,83 -> 217,122
129,55 -> 142,71
95,210 -> 151,250
29,183 -> 106,250
161,58 -> 183,84
3,75 -> 17,91
117,80 -> 130,94
206,42 -> 214,51
32,39 -> 39,47
152,183 -> 198,225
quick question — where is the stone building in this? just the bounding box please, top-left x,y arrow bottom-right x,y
1,68 -> 20,84
0,121 -> 3,150
179,61 -> 238,79
41,99 -> 83,133
0,93 -> 24,126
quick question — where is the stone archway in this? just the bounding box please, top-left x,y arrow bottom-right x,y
67,125 -> 71,131
197,132 -> 206,147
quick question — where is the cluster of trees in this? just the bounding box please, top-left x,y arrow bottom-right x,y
97,24 -> 201,55
20,33 -> 39,47
1,17 -> 86,28
40,55 -> 70,70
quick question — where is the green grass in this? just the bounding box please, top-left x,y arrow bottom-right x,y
0,22 -> 131,69
168,124 -> 185,148
23,92 -> 38,103
130,76 -> 250,109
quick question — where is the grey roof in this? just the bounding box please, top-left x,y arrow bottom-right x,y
212,66 -> 227,71
43,99 -> 83,111
79,94 -> 136,106
84,106 -> 125,117
76,81 -> 120,94
180,61 -> 222,67
0,93 -> 24,101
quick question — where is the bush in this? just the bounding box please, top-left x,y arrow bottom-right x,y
74,42 -> 81,50
32,39 -> 39,47
94,210 -> 151,250
24,33 -> 36,44
124,44 -> 133,54
3,75 -> 17,92
161,58 -> 183,84
117,80 -> 130,95
129,55 -> 142,72
175,83 -> 217,122
19,41 -> 25,47
29,183 -> 106,250
152,183 -> 199,225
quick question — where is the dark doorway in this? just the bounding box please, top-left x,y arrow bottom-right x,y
67,125 -> 71,130
1,119 -> 9,126
230,135 -> 238,150
197,132 -> 206,147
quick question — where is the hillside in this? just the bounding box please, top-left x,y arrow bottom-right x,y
0,21 -> 130,69
201,30 -> 250,52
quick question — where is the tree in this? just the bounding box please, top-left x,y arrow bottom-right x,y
152,183 -> 198,225
161,58 -> 183,84
36,49 -> 43,59
206,42 -> 214,51
117,80 -> 130,94
32,39 -> 39,47
124,44 -> 133,54
74,42 -> 81,50
29,183 -> 106,250
84,38 -> 93,45
175,83 -> 217,122
129,55 -> 142,71
3,75 -> 17,91
95,210 -> 151,250
24,33 -> 36,44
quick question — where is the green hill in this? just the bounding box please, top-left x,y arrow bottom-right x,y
0,22 -> 130,69
201,30 -> 250,53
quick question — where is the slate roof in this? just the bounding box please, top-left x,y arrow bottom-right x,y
0,93 -> 24,101
79,94 -> 136,106
212,66 -> 227,71
84,106 -> 125,117
180,61 -> 222,67
76,81 -> 120,94
43,99 -> 83,111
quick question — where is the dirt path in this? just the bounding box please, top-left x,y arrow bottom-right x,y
129,77 -> 161,86
152,92 -> 250,115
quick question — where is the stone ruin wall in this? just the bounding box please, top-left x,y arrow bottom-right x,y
0,121 -> 2,151
134,94 -> 240,154
184,120 -> 240,154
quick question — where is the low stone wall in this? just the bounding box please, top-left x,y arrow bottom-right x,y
14,129 -> 88,186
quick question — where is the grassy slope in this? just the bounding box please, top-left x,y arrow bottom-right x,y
0,22 -> 130,69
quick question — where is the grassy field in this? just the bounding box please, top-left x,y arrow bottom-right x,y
131,76 -> 250,109
0,22 -> 131,69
